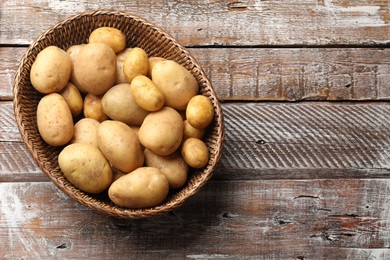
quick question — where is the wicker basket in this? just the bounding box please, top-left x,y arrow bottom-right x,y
13,10 -> 224,219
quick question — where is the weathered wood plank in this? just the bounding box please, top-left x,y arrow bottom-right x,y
2,0 -> 390,46
2,102 -> 390,181
3,47 -> 390,101
1,180 -> 390,259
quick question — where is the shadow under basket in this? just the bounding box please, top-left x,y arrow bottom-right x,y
13,10 -> 224,219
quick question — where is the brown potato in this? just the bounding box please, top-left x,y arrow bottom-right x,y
73,43 -> 117,95
83,93 -> 108,122
37,93 -> 74,146
148,56 -> 165,78
66,44 -> 87,93
183,120 -> 206,140
115,48 -> 133,84
108,167 -> 169,209
71,118 -> 100,148
123,47 -> 149,83
89,27 -> 126,53
58,82 -> 83,117
186,95 -> 214,129
181,138 -> 209,169
30,46 -> 72,94
130,75 -> 165,112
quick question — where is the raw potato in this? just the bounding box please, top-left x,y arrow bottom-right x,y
115,48 -> 133,84
71,118 -> 100,148
66,44 -> 87,93
183,120 -> 206,140
186,95 -> 214,129
83,93 -> 108,122
30,46 -> 72,94
130,75 -> 165,112
108,167 -> 169,209
139,107 -> 184,156
148,57 -> 165,78
73,43 -> 117,95
37,93 -> 74,146
152,60 -> 198,110
89,27 -> 126,53
58,143 -> 113,194
58,82 -> 83,117
144,149 -> 188,189
123,47 -> 149,83
98,120 -> 144,173
181,138 -> 209,169
102,83 -> 149,125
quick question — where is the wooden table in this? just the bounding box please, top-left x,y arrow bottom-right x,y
2,1 -> 390,259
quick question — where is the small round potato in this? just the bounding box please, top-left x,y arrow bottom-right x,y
71,118 -> 100,148
102,83 -> 149,126
58,82 -> 83,117
98,120 -> 144,173
89,27 -> 126,53
139,107 -> 184,156
37,93 -> 74,146
73,43 -> 117,95
186,95 -> 214,129
30,46 -> 72,94
183,120 -> 206,140
123,47 -> 149,83
108,167 -> 169,209
144,149 -> 188,189
58,143 -> 113,194
152,60 -> 198,110
83,93 -> 108,122
181,138 -> 209,169
66,44 -> 87,93
130,75 -> 165,112
115,48 -> 133,84
148,57 -> 165,78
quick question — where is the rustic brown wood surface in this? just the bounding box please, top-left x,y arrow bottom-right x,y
2,1 -> 390,259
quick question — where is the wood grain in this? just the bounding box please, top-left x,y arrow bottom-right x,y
3,47 -> 390,101
2,0 -> 390,46
2,180 -> 390,259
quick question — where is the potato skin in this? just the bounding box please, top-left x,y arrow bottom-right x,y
58,143 -> 113,194
89,27 -> 126,53
115,48 -> 133,84
181,138 -> 209,169
108,167 -> 169,209
130,75 -> 165,112
144,149 -> 188,189
66,44 -> 87,93
186,95 -> 214,129
83,93 -> 108,122
71,118 -> 100,148
97,120 -> 144,173
30,46 -> 72,94
151,60 -> 198,110
183,120 -> 205,140
73,43 -> 117,95
37,93 -> 74,146
123,47 -> 149,83
58,82 -> 83,117
148,57 -> 165,78
139,107 -> 184,156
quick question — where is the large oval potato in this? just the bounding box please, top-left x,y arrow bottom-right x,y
144,149 -> 188,189
186,95 -> 214,129
115,48 -> 133,84
151,60 -> 198,110
123,47 -> 149,83
98,120 -> 144,173
73,43 -> 117,95
108,167 -> 169,209
37,93 -> 74,146
30,46 -> 72,94
59,143 -> 113,194
181,138 -> 209,169
58,82 -> 83,117
71,118 -> 100,148
66,44 -> 87,93
139,107 -> 183,156
83,93 -> 108,122
102,83 -> 149,125
130,75 -> 165,112
89,27 -> 126,53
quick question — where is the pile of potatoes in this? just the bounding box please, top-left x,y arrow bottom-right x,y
31,27 -> 214,209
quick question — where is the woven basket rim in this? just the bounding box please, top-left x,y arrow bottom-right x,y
13,10 -> 224,219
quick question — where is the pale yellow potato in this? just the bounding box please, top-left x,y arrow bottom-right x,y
58,82 -> 83,117
30,46 -> 72,94
148,57 -> 165,78
123,47 -> 149,83
71,118 -> 100,148
101,83 -> 149,126
83,93 -> 108,122
115,48 -> 133,84
97,120 -> 144,173
58,143 -> 113,194
186,95 -> 214,129
73,43 -> 117,95
66,44 -> 87,93
144,149 -> 188,189
108,167 -> 169,209
89,27 -> 126,53
139,107 -> 183,156
181,138 -> 209,169
130,75 -> 165,112
151,60 -> 198,110
183,120 -> 206,140
37,93 -> 74,146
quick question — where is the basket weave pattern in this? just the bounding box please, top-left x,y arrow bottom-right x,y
13,10 -> 224,219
